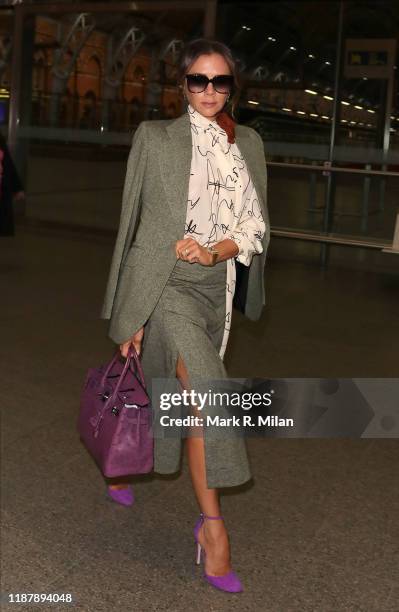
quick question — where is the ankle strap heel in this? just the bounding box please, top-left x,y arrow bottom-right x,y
200,513 -> 224,521
193,512 -> 243,593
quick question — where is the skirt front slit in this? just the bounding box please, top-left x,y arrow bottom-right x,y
140,257 -> 252,488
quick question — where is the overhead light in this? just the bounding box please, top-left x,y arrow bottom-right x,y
310,113 -> 318,117
341,119 -> 348,123
305,89 -> 318,95
367,109 -> 376,114
341,100 -> 350,106
289,46 -> 296,51
354,105 -> 363,110
308,54 -> 315,59
350,120 -> 356,124
321,115 -> 330,119
297,110 -> 306,115
282,107 -> 292,112
242,25 -> 251,30
325,61 -> 331,65
248,100 -> 259,105
323,95 -> 334,101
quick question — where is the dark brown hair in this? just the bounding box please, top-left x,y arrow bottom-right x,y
176,37 -> 242,120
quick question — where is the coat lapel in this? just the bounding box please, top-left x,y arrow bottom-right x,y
160,113 -> 192,232
160,111 -> 265,230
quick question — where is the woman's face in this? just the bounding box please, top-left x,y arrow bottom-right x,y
183,53 -> 232,120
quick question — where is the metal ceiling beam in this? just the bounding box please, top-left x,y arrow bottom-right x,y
105,26 -> 146,88
159,38 -> 184,64
52,13 -> 96,80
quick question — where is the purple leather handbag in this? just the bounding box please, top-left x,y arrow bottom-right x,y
77,345 -> 153,477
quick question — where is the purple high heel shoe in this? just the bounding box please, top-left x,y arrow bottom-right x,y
193,512 -> 243,593
107,485 -> 134,506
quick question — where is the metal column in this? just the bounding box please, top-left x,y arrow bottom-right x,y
320,0 -> 345,268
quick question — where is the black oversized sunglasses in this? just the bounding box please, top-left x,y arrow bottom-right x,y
185,73 -> 234,94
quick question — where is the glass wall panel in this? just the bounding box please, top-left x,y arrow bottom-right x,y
217,0 -> 399,249
4,0 -> 399,257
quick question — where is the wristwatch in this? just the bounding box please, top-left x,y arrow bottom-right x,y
207,246 -> 219,266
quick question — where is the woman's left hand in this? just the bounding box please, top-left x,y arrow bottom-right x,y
175,238 -> 212,266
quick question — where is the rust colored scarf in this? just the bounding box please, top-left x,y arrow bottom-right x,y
214,110 -> 236,144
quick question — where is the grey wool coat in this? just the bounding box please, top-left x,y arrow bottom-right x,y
100,110 -> 270,487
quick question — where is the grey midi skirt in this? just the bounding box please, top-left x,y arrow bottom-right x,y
140,257 -> 252,489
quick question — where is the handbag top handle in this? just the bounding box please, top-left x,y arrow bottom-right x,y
101,345 -> 147,411
100,344 -> 145,390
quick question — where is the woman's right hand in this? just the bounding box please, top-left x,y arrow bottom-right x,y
119,326 -> 144,358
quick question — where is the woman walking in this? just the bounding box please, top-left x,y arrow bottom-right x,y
101,37 -> 270,592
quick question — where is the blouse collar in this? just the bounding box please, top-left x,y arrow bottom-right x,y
187,103 -> 220,130
187,103 -> 230,149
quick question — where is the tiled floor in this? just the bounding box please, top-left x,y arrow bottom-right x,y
1,226 -> 398,611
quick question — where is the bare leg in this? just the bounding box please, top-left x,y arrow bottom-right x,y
176,354 -> 232,577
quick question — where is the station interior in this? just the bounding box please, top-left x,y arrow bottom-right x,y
1,2 -> 398,610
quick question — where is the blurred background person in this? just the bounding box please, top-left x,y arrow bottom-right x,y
0,133 -> 25,236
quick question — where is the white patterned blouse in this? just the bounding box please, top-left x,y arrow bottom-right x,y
184,103 -> 266,360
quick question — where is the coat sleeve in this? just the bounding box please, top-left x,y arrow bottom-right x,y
100,121 -> 148,320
